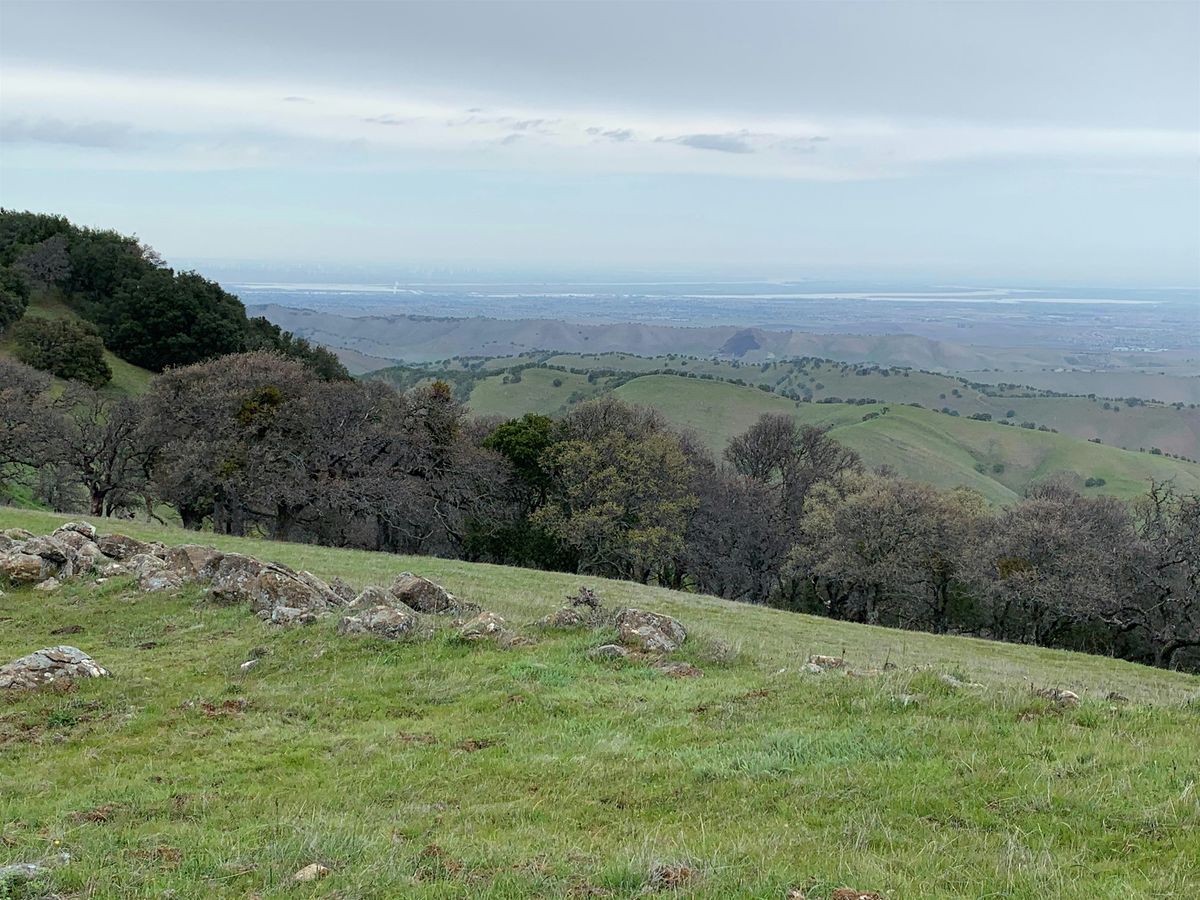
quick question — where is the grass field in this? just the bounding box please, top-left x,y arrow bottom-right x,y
467,368 -> 602,418
0,293 -> 154,399
611,375 -> 1200,504
2,509 -> 1199,898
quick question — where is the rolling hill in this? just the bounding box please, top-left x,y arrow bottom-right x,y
2,508 -> 1198,898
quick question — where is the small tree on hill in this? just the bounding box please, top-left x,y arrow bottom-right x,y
10,317 -> 112,387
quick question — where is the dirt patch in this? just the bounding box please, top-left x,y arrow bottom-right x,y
455,738 -> 498,752
49,624 -> 84,636
71,802 -> 122,824
397,732 -> 437,745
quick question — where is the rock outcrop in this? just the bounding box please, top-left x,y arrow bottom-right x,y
338,604 -> 419,640
616,608 -> 687,653
459,610 -> 511,641
0,645 -> 110,690
389,572 -> 473,614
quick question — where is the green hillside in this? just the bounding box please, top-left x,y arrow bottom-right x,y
2,508 -> 1198,898
0,293 -> 154,398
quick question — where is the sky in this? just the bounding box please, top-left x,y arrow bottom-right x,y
0,1 -> 1198,285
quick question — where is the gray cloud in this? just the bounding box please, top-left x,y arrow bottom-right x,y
282,95 -> 313,104
665,133 -> 755,154
363,114 -> 411,126
0,117 -> 140,149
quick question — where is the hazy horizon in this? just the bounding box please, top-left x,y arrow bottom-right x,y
2,1 -> 1198,286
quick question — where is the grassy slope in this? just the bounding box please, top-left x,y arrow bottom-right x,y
467,369 -> 599,418
2,508 -> 1198,899
0,293 -> 154,399
613,375 -> 1200,503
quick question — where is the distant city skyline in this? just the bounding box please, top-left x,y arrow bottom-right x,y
1,1 -> 1197,286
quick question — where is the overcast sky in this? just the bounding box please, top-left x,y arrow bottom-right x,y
1,1 -> 1197,283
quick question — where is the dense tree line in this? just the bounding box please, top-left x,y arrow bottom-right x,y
2,351 -> 1196,671
0,210 -> 348,381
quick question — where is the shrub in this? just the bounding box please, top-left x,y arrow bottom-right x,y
0,265 -> 30,331
10,317 -> 112,386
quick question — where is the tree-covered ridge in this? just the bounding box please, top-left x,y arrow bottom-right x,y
3,351 -> 1197,672
0,209 -> 349,380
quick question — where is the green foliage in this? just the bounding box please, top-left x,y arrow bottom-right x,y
482,413 -> 556,495
10,316 -> 112,387
245,316 -> 350,381
0,264 -> 29,331
99,268 -> 248,370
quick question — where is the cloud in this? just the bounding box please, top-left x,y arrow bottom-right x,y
282,96 -> 314,104
665,132 -> 755,154
363,114 -> 411,126
500,133 -> 522,145
587,127 -> 634,142
0,116 -> 141,149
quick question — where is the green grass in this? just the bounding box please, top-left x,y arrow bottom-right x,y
0,292 -> 154,399
612,375 -> 1200,504
467,368 -> 600,418
2,509 -> 1199,898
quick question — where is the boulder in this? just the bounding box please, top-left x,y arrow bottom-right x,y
538,606 -> 588,629
0,534 -> 15,553
808,655 -> 846,670
201,553 -> 267,603
655,661 -> 703,678
616,608 -> 687,653
1035,687 -> 1080,707
459,610 -> 511,641
389,572 -> 463,614
296,571 -> 343,606
33,578 -> 62,593
328,576 -> 357,604
54,521 -> 98,541
0,645 -> 110,690
73,541 -> 105,574
97,533 -> 151,560
293,863 -> 330,882
349,585 -> 397,610
126,553 -> 168,579
268,606 -> 322,627
0,552 -> 49,585
163,544 -> 223,579
338,604 -> 419,640
252,566 -> 339,616
21,535 -> 71,567
98,561 -> 128,578
2,528 -> 34,541
139,569 -> 184,593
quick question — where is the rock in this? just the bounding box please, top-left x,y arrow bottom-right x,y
348,585 -> 395,610
239,659 -> 258,672
33,577 -> 62,593
98,561 -> 128,578
338,604 -> 419,640
801,662 -> 825,675
73,541 -> 105,574
459,610 -> 511,641
807,654 -> 845,670
0,534 -> 14,553
139,569 -> 184,593
655,661 -> 704,678
252,566 -> 339,616
54,521 -> 98,540
2,527 -> 34,541
21,535 -> 71,566
293,863 -> 330,882
52,530 -> 93,555
50,624 -> 84,636
831,890 -> 884,900
1106,691 -> 1130,703
199,552 -> 265,602
389,572 -> 465,614
616,608 -> 687,653
126,553 -> 168,579
268,606 -> 322,627
163,544 -> 223,579
589,643 -> 630,660
0,645 -> 110,690
1,553 -> 49,585
1035,687 -> 1080,707
537,606 -> 588,629
328,575 -> 357,604
97,533 -> 151,560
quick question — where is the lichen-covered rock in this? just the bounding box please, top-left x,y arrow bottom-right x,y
338,604 -> 419,639
459,610 -> 511,641
808,655 -> 846,670
1035,687 -> 1080,707
21,535 -> 71,567
537,606 -> 588,629
268,606 -> 322,626
252,566 -> 339,615
328,576 -> 357,604
201,553 -> 267,603
0,552 -> 48,585
349,585 -> 396,610
0,645 -> 110,690
126,553 -> 168,580
73,541 -> 105,574
97,533 -> 152,560
0,534 -> 15,554
33,577 -> 62,593
2,528 -> 34,541
616,608 -> 687,653
139,569 -> 184,593
389,572 -> 464,614
54,521 -> 98,541
163,544 -> 223,579
655,661 -> 703,678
